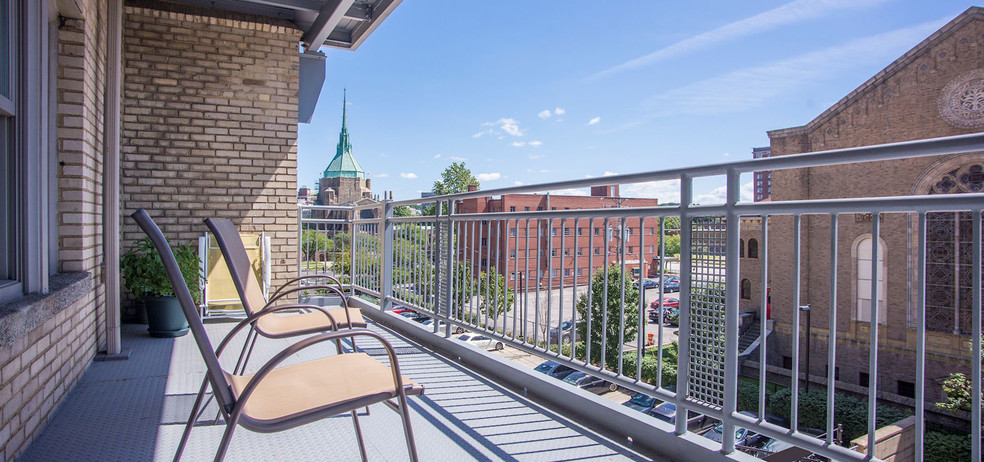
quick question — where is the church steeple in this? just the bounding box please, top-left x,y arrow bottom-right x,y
322,90 -> 364,179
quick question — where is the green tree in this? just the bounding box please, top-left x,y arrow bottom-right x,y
575,265 -> 640,368
300,229 -> 330,260
478,267 -> 514,320
432,161 -> 479,195
662,234 -> 681,257
393,205 -> 415,217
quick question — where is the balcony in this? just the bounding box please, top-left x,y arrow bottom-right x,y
20,133 -> 984,461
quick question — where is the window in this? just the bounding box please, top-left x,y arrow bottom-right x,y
524,206 -> 530,211
509,250 -> 516,258
647,245 -> 654,253
627,246 -> 634,254
897,380 -> 915,398
647,227 -> 655,235
563,269 -> 570,277
576,247 -> 584,256
537,206 -> 543,211
551,228 -> 557,236
481,238 -> 488,246
577,228 -> 584,236
859,372 -> 870,387
550,269 -> 559,277
594,227 -> 601,236
577,268 -> 583,276
563,227 -> 571,236
594,247 -> 601,255
740,279 -> 751,300
551,207 -> 557,210
855,236 -> 887,324
747,238 -> 758,258
509,228 -> 516,237
782,356 -> 792,369
509,206 -> 516,212
740,238 -> 745,258
563,248 -> 571,256
481,258 -> 488,267
550,249 -> 558,257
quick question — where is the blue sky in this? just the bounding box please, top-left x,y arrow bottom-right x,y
297,0 -> 974,203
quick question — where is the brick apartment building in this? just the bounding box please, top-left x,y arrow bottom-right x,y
752,146 -> 772,202
740,7 -> 984,405
457,185 -> 661,289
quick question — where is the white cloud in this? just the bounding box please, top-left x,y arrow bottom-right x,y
644,18 -> 947,117
375,173 -> 390,178
450,156 -> 467,161
476,172 -> 502,182
528,141 -> 543,147
588,0 -> 894,81
529,153 -> 544,160
623,180 -> 682,203
538,110 -> 552,119
512,141 -> 527,147
603,171 -> 618,176
722,152 -> 731,158
513,181 -> 525,186
554,108 -> 565,115
693,181 -> 755,204
433,154 -> 441,159
526,168 -> 550,174
540,169 -> 550,174
588,117 -> 601,125
479,118 -> 525,137
400,172 -> 418,179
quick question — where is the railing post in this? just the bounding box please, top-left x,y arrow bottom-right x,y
444,200 -> 455,338
721,169 -> 741,454
675,173 -> 693,437
381,200 -> 394,311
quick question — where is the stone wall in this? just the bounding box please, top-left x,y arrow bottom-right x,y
121,2 -> 302,309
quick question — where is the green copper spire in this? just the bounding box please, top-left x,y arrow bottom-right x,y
323,89 -> 365,179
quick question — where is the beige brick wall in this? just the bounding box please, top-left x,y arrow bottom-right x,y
744,11 -> 984,402
120,2 -> 302,307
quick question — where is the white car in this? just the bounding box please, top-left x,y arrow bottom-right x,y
456,333 -> 504,351
421,318 -> 465,334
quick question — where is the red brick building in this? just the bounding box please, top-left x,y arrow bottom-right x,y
457,185 -> 660,289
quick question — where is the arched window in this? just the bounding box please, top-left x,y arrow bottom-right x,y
741,279 -> 751,300
922,163 -> 984,334
855,237 -> 886,324
748,239 -> 758,259
739,239 -> 745,258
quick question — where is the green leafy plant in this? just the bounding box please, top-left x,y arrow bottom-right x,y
575,265 -> 640,368
121,237 -> 203,301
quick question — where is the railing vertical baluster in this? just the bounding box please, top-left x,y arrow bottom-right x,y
471,220 -> 478,326
915,211 -> 926,462
445,202 -> 456,338
524,218 -> 531,343
827,214 -> 838,444
721,169 -> 741,455
495,219 -> 503,332
675,173 -> 693,437
572,218 -> 579,361
484,219 -> 492,331
512,218 -> 519,341
587,217 -> 594,365
866,213 -> 880,459
618,216 -> 627,377
559,218 -> 565,355
602,217 -> 610,370
758,214 -> 769,419
791,214 -> 802,433
637,216 -> 645,381
657,216 -> 665,390
547,218 -> 554,352
972,209 -> 981,462
535,218 -> 542,347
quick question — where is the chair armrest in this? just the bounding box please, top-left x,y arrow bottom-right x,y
265,283 -> 348,307
233,329 -> 410,411
213,304 -> 339,359
269,275 -> 344,301
265,285 -> 354,328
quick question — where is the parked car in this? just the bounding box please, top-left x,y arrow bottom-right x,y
662,279 -> 680,292
400,311 -> 430,323
456,333 -> 504,351
391,305 -> 415,314
747,426 -> 822,458
636,278 -> 660,290
647,402 -> 709,430
648,306 -> 680,324
621,392 -> 659,414
561,371 -> 618,394
421,319 -> 466,334
534,360 -> 577,380
703,411 -> 781,448
548,320 -> 578,343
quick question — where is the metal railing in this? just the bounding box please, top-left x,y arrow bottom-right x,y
304,133 -> 984,461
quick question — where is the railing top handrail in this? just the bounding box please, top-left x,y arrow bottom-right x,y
299,204 -> 354,211
387,132 -> 984,207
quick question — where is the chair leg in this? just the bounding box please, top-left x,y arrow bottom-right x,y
214,412 -> 241,462
351,410 -> 368,462
397,392 -> 419,462
239,331 -> 259,374
175,376 -> 210,462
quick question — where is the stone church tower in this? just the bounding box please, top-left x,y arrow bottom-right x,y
318,91 -> 373,206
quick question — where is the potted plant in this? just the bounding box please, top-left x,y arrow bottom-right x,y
121,237 -> 202,338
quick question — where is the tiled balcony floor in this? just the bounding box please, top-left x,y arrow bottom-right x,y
20,319 -> 650,461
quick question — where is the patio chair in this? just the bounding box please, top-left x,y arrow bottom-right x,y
204,217 -> 366,374
131,209 -> 420,462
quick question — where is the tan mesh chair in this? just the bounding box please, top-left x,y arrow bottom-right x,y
204,217 -> 366,374
131,209 -> 420,462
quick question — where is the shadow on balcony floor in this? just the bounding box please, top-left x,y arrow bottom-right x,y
20,319 -> 651,461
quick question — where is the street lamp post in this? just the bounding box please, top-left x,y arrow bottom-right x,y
800,305 -> 812,393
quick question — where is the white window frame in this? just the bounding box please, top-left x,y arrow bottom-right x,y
854,235 -> 887,324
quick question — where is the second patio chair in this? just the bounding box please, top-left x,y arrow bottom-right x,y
132,209 -> 420,462
205,217 -> 366,373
